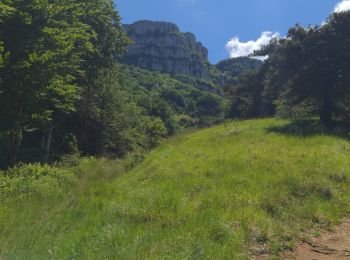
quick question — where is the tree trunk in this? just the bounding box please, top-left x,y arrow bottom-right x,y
41,132 -> 46,151
42,126 -> 53,163
9,128 -> 23,167
320,101 -> 333,128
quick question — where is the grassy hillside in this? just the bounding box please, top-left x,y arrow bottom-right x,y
1,118 -> 350,259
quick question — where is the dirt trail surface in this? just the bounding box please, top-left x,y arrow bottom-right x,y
289,219 -> 350,259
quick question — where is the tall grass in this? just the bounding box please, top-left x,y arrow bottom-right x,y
1,118 -> 350,259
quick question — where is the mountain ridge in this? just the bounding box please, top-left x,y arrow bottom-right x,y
123,20 -> 263,80
123,20 -> 210,78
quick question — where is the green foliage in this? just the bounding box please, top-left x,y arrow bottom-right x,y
196,93 -> 227,126
122,65 -> 229,130
0,163 -> 75,201
228,70 -> 264,118
0,0 -> 133,166
144,117 -> 168,147
216,57 -> 263,87
0,0 -> 246,168
0,0 -> 105,165
0,0 -> 94,124
237,11 -> 350,128
275,99 -> 318,119
216,57 -> 263,75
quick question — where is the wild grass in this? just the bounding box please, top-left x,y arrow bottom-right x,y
1,118 -> 350,259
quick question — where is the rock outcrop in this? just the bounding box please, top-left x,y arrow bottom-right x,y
216,57 -> 263,76
123,20 -> 210,77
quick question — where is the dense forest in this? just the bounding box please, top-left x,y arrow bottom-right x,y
0,0 -> 130,167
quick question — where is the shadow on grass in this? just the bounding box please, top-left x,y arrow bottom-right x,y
267,118 -> 350,140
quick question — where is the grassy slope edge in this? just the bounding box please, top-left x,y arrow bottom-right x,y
1,118 -> 350,259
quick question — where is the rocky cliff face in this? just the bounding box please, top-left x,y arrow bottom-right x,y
123,20 -> 210,77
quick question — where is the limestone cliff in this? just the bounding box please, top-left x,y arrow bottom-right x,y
123,20 -> 210,77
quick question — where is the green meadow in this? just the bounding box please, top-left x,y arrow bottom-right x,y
1,118 -> 350,259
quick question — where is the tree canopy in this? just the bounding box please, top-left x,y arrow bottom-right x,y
228,11 -> 350,128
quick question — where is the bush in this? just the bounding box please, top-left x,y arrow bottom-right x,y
196,94 -> 225,117
0,164 -> 76,201
275,99 -> 318,120
144,117 -> 168,148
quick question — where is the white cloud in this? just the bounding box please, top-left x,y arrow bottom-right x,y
334,0 -> 350,13
225,31 -> 279,58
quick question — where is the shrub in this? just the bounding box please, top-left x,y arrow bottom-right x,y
0,164 -> 76,201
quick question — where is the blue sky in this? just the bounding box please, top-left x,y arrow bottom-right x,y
116,0 -> 349,63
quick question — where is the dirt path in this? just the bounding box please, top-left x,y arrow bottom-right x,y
255,220 -> 350,259
288,219 -> 350,259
